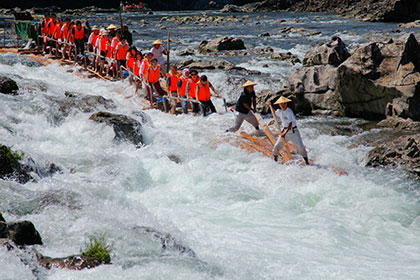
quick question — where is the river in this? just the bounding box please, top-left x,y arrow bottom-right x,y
1,10 -> 420,280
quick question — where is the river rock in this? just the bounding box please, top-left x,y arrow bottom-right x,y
0,145 -> 33,184
176,49 -> 195,56
198,36 -> 246,54
38,255 -> 103,270
303,36 -> 350,67
271,52 -> 301,65
53,93 -> 116,116
0,76 -> 19,94
7,221 -> 43,246
285,34 -> 420,120
89,112 -> 144,147
176,59 -> 260,75
220,4 -> 243,13
366,134 -> 420,178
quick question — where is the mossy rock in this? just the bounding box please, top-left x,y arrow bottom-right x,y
0,145 -> 30,182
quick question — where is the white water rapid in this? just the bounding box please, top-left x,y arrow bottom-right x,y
1,36 -> 420,280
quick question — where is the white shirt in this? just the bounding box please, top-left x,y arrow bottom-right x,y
275,107 -> 296,130
150,46 -> 165,64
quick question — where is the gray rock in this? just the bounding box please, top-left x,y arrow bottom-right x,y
0,76 -> 19,94
366,134 -> 420,178
89,112 -> 145,147
7,221 -> 43,246
198,36 -> 246,54
303,36 -> 350,67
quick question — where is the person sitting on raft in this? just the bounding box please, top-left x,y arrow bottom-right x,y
268,96 -> 309,164
195,75 -> 222,116
227,80 -> 260,132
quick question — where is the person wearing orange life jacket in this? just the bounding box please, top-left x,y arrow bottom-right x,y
72,21 -> 85,58
185,69 -> 201,116
195,75 -> 222,116
114,37 -> 129,79
95,30 -> 108,74
40,13 -> 50,54
43,13 -> 57,54
133,52 -> 144,93
126,46 -> 137,85
145,58 -> 166,106
60,18 -> 71,59
177,68 -> 190,114
165,65 -> 180,114
139,52 -> 153,86
87,25 -> 99,70
52,19 -> 63,56
41,13 -> 50,37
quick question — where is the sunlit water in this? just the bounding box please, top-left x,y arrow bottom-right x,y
1,10 -> 420,280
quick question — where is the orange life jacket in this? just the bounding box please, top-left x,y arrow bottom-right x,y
196,81 -> 211,101
62,23 -> 69,40
134,59 -> 141,76
178,76 -> 188,97
147,64 -> 160,83
141,58 -> 149,76
116,41 -> 129,60
188,78 -> 199,99
41,18 -> 50,35
92,33 -> 99,47
167,71 -> 180,92
74,26 -> 84,40
99,36 -> 108,52
48,19 -> 57,36
127,52 -> 135,69
53,24 -> 62,40
106,40 -> 112,58
111,37 -> 120,57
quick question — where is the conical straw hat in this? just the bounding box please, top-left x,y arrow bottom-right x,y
152,40 -> 163,45
274,96 -> 292,104
106,24 -> 117,30
242,80 -> 257,87
91,25 -> 99,31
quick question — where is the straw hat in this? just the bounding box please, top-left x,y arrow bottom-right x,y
106,24 -> 117,30
242,80 -> 257,87
92,25 -> 99,31
101,30 -> 108,36
152,40 -> 163,45
274,96 -> 292,104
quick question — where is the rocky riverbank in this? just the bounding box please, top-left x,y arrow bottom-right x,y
221,0 -> 420,23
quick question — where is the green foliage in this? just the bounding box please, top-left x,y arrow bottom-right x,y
81,234 -> 112,264
0,145 -> 24,161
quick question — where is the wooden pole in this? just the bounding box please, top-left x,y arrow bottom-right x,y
268,101 -> 294,160
166,28 -> 170,74
119,5 -> 124,34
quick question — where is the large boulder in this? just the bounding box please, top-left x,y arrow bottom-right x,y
89,112 -> 145,147
303,36 -> 350,67
0,76 -> 19,94
198,36 -> 246,54
286,34 -> 420,120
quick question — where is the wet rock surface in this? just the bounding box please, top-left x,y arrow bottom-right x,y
0,76 -> 19,95
198,36 -> 246,54
176,59 -> 260,75
284,34 -> 420,120
366,133 -> 420,178
89,112 -> 145,147
54,93 -> 116,116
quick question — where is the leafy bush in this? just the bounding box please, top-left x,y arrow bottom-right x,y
81,234 -> 112,264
